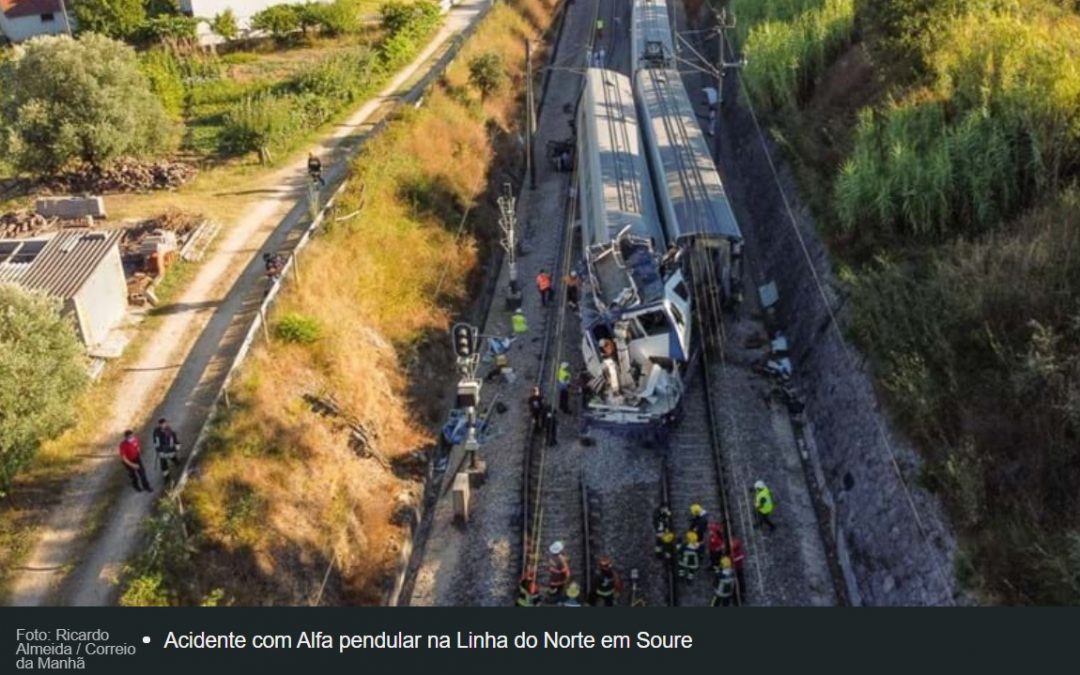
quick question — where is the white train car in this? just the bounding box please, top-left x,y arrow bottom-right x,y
635,66 -> 744,306
631,0 -> 676,74
575,68 -> 691,429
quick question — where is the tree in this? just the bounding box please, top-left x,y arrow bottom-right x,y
0,285 -> 88,496
468,52 -> 506,101
0,34 -> 177,173
142,15 -> 199,44
210,9 -> 240,41
72,0 -> 147,41
251,4 -> 300,42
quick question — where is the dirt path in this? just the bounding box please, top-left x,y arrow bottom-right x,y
5,0 -> 489,608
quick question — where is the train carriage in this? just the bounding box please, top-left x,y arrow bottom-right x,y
575,68 -> 691,428
632,0 -> 677,74
635,66 -> 744,306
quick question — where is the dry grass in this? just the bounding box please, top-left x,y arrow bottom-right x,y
152,0 -> 559,605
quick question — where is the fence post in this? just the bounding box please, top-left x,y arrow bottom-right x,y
260,306 -> 271,343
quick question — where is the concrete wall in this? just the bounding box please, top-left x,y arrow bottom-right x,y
0,11 -> 70,43
72,247 -> 126,348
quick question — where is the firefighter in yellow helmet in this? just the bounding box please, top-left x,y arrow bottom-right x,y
689,503 -> 710,542
677,531 -> 701,582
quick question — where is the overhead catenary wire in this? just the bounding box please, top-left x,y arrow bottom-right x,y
718,23 -> 957,606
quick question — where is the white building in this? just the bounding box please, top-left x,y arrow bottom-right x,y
0,230 -> 127,349
178,0 -> 304,42
0,0 -> 71,43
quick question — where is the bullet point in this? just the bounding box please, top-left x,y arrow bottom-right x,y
142,636 -> 151,644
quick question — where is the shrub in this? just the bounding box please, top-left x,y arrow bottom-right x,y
73,0 -> 147,41
274,313 -> 323,344
210,9 -> 240,41
251,4 -> 301,41
468,51 -> 506,101
218,92 -> 301,160
0,34 -> 177,173
310,0 -> 365,36
140,48 -> 186,119
0,285 -> 88,496
142,14 -> 199,44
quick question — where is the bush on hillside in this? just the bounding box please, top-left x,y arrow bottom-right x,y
468,52 -> 506,101
0,285 -> 88,496
141,48 -> 186,118
0,34 -> 177,173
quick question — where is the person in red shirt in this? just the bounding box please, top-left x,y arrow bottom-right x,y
729,535 -> 747,597
119,430 -> 151,493
535,270 -> 553,307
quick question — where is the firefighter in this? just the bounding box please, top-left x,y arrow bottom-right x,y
753,480 -> 776,531
516,570 -> 540,607
653,506 -> 674,558
591,557 -> 621,607
528,386 -> 545,432
707,522 -> 726,573
562,581 -> 583,607
677,531 -> 701,581
596,17 -> 604,41
689,503 -> 710,542
512,308 -> 529,336
656,529 -> 677,562
557,362 -> 572,414
536,269 -> 554,306
547,541 -> 571,600
711,560 -> 736,607
152,418 -> 181,483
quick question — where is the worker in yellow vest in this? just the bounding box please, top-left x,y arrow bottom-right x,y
556,361 -> 572,413
511,308 -> 528,336
753,480 -> 776,531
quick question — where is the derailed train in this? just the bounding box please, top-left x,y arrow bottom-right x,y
573,0 -> 743,431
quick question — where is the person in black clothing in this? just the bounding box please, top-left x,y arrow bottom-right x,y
153,418 -> 181,483
308,153 -> 326,187
527,386 -> 545,432
543,404 -> 558,446
578,370 -> 592,413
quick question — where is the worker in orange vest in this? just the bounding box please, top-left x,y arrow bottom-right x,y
536,269 -> 553,306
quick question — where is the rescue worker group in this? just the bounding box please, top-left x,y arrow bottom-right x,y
518,483 -> 776,607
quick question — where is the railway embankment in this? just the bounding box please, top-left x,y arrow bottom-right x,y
687,3 -> 960,605
115,0 -> 563,606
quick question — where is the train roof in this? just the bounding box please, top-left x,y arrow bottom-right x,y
635,67 -> 743,244
581,68 -> 662,245
632,0 -> 676,72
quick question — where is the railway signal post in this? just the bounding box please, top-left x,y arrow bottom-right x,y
451,323 -> 487,489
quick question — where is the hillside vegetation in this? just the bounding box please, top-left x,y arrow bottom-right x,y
734,0 -> 1080,603
119,0 -> 559,606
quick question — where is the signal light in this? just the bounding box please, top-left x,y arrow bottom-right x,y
452,323 -> 476,359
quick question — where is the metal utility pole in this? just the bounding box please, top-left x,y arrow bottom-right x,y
498,183 -> 523,311
714,8 -> 746,107
526,40 -> 537,190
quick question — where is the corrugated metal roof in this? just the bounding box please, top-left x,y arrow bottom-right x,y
19,230 -> 123,299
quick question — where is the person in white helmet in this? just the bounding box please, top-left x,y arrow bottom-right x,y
563,270 -> 579,311
752,480 -> 776,531
546,541 -> 571,601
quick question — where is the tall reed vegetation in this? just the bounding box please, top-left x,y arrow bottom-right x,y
736,0 -> 856,110
835,10 -> 1080,240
